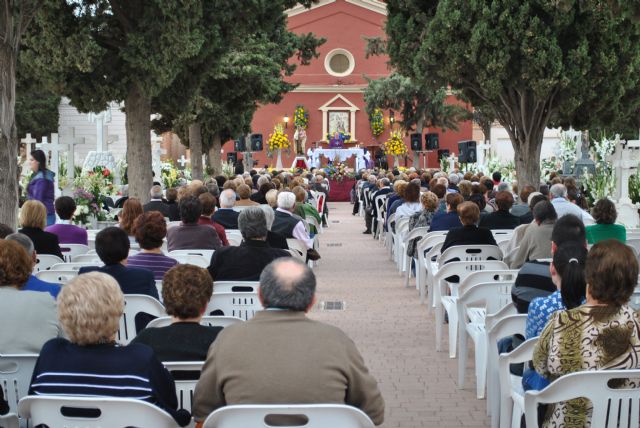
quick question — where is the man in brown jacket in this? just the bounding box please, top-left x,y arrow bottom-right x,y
192,258 -> 385,425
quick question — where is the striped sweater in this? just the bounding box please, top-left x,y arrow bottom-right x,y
28,338 -> 190,426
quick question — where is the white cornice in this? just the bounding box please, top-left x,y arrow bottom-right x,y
287,0 -> 387,17
292,84 -> 367,93
345,0 -> 387,15
287,0 -> 336,17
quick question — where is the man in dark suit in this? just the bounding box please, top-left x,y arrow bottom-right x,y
143,185 -> 170,218
441,202 -> 497,253
479,191 -> 520,230
79,227 -> 158,300
212,189 -> 240,230
208,207 -> 289,281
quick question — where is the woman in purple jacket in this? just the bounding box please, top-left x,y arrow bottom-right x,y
27,150 -> 56,226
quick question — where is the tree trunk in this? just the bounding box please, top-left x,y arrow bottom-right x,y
207,133 -> 222,176
512,131 -> 543,189
0,43 -> 19,228
414,118 -> 424,167
482,124 -> 491,144
125,83 -> 153,204
189,122 -> 203,180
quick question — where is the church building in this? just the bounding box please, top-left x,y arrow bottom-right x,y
245,0 -> 473,169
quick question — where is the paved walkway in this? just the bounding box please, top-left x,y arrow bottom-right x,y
308,202 -> 490,428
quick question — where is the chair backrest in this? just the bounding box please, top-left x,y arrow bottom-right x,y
168,249 -> 215,261
627,238 -> 640,256
70,254 -> 104,264
206,292 -> 262,320
439,245 -> 503,265
33,254 -> 64,273
459,281 -> 515,315
0,413 -> 18,428
49,262 -> 97,272
458,270 -> 518,298
0,354 -> 38,414
34,270 -> 78,284
18,396 -> 177,428
525,369 -> 640,428
59,244 -> 90,261
171,254 -> 209,268
118,295 -> 166,345
306,216 -> 321,234
491,229 -> 515,238
316,193 -> 325,215
203,404 -> 375,428
146,316 -> 243,329
213,281 -> 259,293
434,261 -> 509,288
287,239 -> 307,260
162,361 -> 204,414
404,226 -> 430,244
226,235 -> 242,246
374,195 -> 386,217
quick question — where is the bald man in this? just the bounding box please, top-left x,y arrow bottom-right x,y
193,258 -> 384,425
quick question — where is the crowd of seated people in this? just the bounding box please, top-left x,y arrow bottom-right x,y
3,162 -> 639,427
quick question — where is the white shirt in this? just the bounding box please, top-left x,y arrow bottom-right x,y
551,197 -> 594,224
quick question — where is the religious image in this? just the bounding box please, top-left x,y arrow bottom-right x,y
328,111 -> 349,134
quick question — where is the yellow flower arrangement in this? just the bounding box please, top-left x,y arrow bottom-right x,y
267,124 -> 290,151
382,130 -> 408,156
369,107 -> 384,137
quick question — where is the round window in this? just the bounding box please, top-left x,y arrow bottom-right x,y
324,49 -> 355,77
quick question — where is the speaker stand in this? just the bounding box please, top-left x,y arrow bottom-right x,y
290,156 -> 308,170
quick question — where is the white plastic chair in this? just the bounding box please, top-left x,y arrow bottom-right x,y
118,294 -> 166,345
415,232 -> 448,304
18,396 -> 177,428
206,292 -> 262,320
155,280 -> 163,298
226,234 -> 242,246
524,369 -> 640,428
70,254 -> 104,264
33,254 -> 64,273
498,337 -> 538,428
163,361 -> 204,415
306,216 -> 323,235
146,316 -> 243,329
402,226 -> 430,288
627,238 -> 640,255
168,249 -> 215,262
433,257 -> 507,358
373,194 -> 387,240
49,262 -> 97,271
34,269 -> 78,284
457,279 -> 516,399
286,239 -> 308,261
393,217 -> 410,270
487,313 -> 526,428
213,281 -> 259,293
0,413 -> 18,428
384,212 -> 396,255
0,354 -> 38,415
59,243 -> 89,262
203,404 -> 375,428
171,254 -> 209,268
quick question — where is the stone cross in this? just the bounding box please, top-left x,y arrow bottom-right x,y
60,127 -> 86,184
178,154 -> 190,168
606,137 -> 640,227
37,134 -> 69,198
151,133 -> 166,182
21,133 -> 37,152
88,108 -> 112,152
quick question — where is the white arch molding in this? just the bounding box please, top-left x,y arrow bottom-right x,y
319,94 -> 360,141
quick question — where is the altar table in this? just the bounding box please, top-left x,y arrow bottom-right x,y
307,148 -> 369,170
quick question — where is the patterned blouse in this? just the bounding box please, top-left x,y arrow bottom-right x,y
526,291 -> 565,339
406,210 -> 435,258
533,304 -> 640,428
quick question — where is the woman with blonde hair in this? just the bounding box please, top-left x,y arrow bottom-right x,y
119,198 -> 143,241
406,191 -> 439,258
28,272 -> 190,426
19,200 -> 63,258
